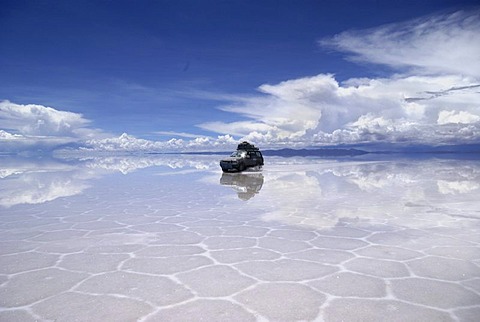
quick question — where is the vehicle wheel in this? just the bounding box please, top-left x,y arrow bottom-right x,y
239,163 -> 246,172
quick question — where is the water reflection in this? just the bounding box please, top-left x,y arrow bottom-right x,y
0,157 -> 92,207
0,154 -> 218,207
2,154 -> 480,228
66,154 -> 219,173
242,159 -> 480,230
220,172 -> 264,201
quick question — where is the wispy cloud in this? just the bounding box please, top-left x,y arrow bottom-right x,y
320,10 -> 480,77
404,84 -> 480,102
154,131 -> 210,139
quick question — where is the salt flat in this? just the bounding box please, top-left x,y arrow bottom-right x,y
0,155 -> 479,321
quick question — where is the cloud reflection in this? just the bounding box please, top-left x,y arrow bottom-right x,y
0,157 -> 92,207
237,159 -> 480,230
2,154 -> 479,233
0,155 -> 218,207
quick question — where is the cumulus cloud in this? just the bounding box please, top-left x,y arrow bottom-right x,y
0,100 -> 102,151
0,100 -> 238,153
80,132 -> 237,153
437,110 -> 480,125
201,74 -> 480,146
200,10 -> 480,147
0,100 -> 91,135
203,74 -> 334,139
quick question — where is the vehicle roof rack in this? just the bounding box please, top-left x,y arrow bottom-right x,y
237,141 -> 259,151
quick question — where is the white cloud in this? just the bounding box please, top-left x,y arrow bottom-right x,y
198,10 -> 480,147
81,132 -> 237,152
0,100 -> 240,153
0,100 -> 102,151
0,100 -> 90,136
0,129 -> 22,140
437,110 -> 480,125
320,10 -> 480,77
200,73 -> 480,146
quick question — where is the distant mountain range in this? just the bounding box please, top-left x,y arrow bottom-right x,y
261,148 -> 368,157
160,148 -> 368,157
174,144 -> 480,158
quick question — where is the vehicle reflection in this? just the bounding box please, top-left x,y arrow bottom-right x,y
220,172 -> 264,201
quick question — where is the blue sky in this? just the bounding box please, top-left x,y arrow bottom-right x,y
1,0 -> 479,152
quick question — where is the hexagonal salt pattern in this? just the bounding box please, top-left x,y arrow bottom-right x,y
1,155 -> 479,321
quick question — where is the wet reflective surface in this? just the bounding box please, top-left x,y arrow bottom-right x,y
220,172 -> 264,201
1,155 -> 479,321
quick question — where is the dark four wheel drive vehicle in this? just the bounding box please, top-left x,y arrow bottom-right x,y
220,142 -> 264,172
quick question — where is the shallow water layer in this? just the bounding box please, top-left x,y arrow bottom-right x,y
1,155 -> 479,321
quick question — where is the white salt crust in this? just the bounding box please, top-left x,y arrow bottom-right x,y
0,156 -> 479,321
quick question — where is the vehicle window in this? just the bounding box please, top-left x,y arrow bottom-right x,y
230,151 -> 247,158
